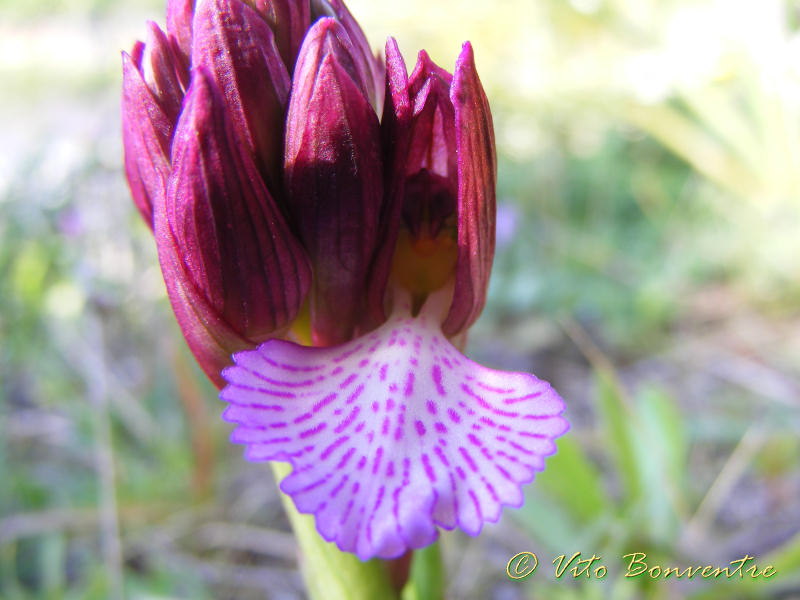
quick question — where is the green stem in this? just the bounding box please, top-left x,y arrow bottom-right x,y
270,463 -> 397,600
401,542 -> 445,600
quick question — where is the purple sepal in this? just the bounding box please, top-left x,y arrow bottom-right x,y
284,18 -> 382,346
310,0 -> 384,113
166,0 -> 195,61
141,21 -> 186,124
244,0 -> 311,72
221,289 -> 569,560
156,70 -> 311,387
192,0 -> 291,198
121,50 -> 173,227
442,43 -> 497,338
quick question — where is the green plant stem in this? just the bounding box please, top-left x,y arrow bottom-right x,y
270,463 -> 397,600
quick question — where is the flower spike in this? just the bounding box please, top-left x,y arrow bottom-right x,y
124,0 -> 569,565
221,289 -> 568,560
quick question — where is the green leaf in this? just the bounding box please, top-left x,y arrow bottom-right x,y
764,530 -> 800,579
629,386 -> 687,542
638,386 -> 687,489
512,491 -> 583,554
595,371 -> 641,506
536,436 -> 612,523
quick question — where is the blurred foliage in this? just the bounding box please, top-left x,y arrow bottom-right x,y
1,0 -> 799,598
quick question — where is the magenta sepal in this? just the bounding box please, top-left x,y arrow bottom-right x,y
244,0 -> 311,72
156,69 -> 311,387
310,0 -> 384,113
166,0 -> 195,61
220,289 -> 568,560
140,21 -> 186,124
284,17 -> 383,346
442,43 -> 497,338
121,49 -> 174,227
192,0 -> 292,197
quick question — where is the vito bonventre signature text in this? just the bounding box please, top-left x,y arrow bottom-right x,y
506,551 -> 777,581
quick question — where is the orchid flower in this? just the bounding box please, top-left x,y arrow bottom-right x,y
122,0 -> 568,564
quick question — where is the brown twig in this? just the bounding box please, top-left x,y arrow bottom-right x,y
172,345 -> 215,500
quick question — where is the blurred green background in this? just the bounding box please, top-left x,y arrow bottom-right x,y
1,0 -> 799,598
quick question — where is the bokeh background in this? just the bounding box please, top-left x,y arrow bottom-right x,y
1,0 -> 799,598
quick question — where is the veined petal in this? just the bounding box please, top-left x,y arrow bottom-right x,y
221,289 -> 568,560
443,42 -> 497,337
192,0 -> 291,197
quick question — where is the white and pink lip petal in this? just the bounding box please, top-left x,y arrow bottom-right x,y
220,290 -> 569,561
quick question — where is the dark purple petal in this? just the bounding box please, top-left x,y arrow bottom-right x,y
192,0 -> 291,197
166,0 -> 195,60
365,37 -> 411,329
121,50 -> 173,227
244,0 -> 310,72
221,289 -> 568,559
442,43 -> 496,337
157,70 -> 311,387
310,0 -> 384,113
403,50 -> 457,238
130,40 -> 145,68
284,18 -> 382,346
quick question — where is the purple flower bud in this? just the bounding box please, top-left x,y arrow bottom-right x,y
192,0 -> 291,198
284,18 -> 383,345
156,70 -> 311,387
